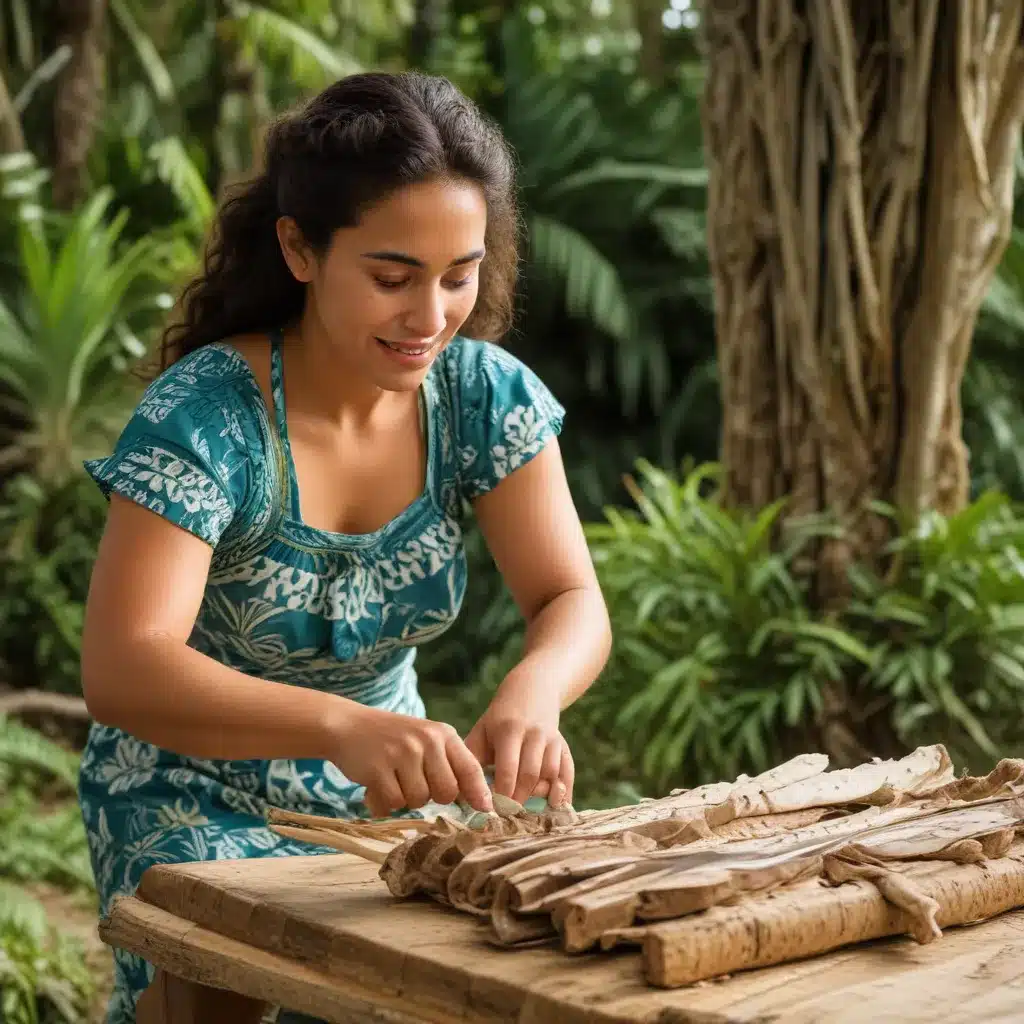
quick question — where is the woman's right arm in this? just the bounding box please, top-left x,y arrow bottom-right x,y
81,495 -> 492,815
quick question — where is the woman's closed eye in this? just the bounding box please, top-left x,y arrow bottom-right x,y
373,275 -> 475,291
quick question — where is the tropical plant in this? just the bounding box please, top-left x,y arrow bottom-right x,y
584,461 -> 1024,793
0,716 -> 94,1024
848,492 -> 1024,771
0,472 -> 107,694
418,15 -> 719,688
0,185 -> 185,483
0,717 -> 92,892
496,13 -> 711,429
966,226 -> 1024,500
0,883 -> 94,1024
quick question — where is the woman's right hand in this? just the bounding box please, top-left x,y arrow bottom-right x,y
328,702 -> 493,818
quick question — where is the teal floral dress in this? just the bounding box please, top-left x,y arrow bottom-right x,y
78,331 -> 564,1023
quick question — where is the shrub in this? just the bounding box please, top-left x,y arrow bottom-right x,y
0,718 -> 95,1023
585,461 -> 1024,792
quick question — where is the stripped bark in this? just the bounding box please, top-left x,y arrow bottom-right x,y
622,845 -> 1024,987
272,746 -> 1024,986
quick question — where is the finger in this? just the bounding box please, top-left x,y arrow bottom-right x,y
463,721 -> 492,766
531,778 -> 551,799
492,724 -> 524,800
512,729 -> 546,804
547,779 -> 566,808
422,737 -> 460,806
559,742 -> 575,807
445,734 -> 493,812
539,739 -> 562,790
395,761 -> 431,811
364,771 -> 404,818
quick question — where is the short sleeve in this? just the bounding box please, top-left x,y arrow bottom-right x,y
445,339 -> 566,501
83,348 -> 252,548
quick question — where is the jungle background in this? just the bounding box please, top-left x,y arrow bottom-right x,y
3,0 -> 1024,1020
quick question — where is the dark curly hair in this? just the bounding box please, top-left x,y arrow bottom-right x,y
158,71 -> 520,369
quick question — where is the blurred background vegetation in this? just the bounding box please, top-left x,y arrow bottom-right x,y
2,1 -> 1024,1020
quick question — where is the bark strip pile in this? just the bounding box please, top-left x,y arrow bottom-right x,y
269,745 -> 1024,988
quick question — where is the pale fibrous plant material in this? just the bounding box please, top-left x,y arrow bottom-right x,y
269,745 -> 1024,988
703,0 -> 1024,582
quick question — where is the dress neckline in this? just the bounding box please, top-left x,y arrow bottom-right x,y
264,329 -> 437,547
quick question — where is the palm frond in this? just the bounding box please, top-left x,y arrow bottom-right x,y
147,136 -> 214,231
8,0 -> 37,72
11,45 -> 72,115
229,0 -> 362,85
110,0 -> 176,103
528,213 -> 636,344
545,160 -> 708,200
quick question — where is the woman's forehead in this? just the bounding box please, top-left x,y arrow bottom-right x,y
335,179 -> 488,264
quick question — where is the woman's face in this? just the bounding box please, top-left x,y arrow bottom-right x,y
278,177 -> 487,392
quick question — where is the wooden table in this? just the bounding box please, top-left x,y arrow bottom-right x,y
100,853 -> 1024,1024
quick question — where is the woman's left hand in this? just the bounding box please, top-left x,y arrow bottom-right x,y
464,682 -> 574,808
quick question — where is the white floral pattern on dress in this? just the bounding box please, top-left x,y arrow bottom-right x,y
105,447 -> 234,535
79,336 -> 563,1023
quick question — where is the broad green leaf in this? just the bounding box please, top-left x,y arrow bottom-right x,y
545,159 -> 708,200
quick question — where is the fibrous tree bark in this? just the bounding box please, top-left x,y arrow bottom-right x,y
53,0 -> 107,209
635,0 -> 668,86
702,1 -> 1024,602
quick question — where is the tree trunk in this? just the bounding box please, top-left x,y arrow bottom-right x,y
703,1 -> 1024,598
408,0 -> 447,69
635,0 -> 667,86
702,1 -> 1024,762
53,0 -> 107,209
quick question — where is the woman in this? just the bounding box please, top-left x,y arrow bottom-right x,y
78,70 -> 611,1023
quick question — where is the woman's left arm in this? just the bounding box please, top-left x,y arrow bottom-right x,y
465,438 -> 612,807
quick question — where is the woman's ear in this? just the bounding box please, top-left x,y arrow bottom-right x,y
275,216 -> 317,283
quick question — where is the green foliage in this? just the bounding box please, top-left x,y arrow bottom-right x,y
966,227 -> 1024,499
0,473 -> 107,694
848,493 -> 1024,768
0,182 -> 184,483
586,461 -> 834,787
585,462 -> 1024,792
497,15 -> 711,428
420,19 -> 717,689
0,717 -> 92,892
0,718 -> 94,1023
0,884 -> 94,1024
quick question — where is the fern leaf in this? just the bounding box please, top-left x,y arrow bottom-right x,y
146,137 -> 214,230
528,214 -> 635,343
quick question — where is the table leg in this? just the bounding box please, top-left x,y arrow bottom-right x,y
136,967 -> 269,1024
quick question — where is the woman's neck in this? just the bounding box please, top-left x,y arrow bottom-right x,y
284,315 -> 398,428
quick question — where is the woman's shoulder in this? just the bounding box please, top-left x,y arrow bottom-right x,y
437,334 -> 524,379
84,341 -> 271,546
135,342 -> 260,428
433,335 -> 565,500
435,336 -> 558,411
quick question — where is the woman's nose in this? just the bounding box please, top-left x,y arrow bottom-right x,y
404,286 -> 447,338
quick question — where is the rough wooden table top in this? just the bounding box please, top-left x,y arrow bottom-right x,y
100,852 -> 1024,1024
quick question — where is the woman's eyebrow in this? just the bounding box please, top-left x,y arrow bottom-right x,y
360,248 -> 486,268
